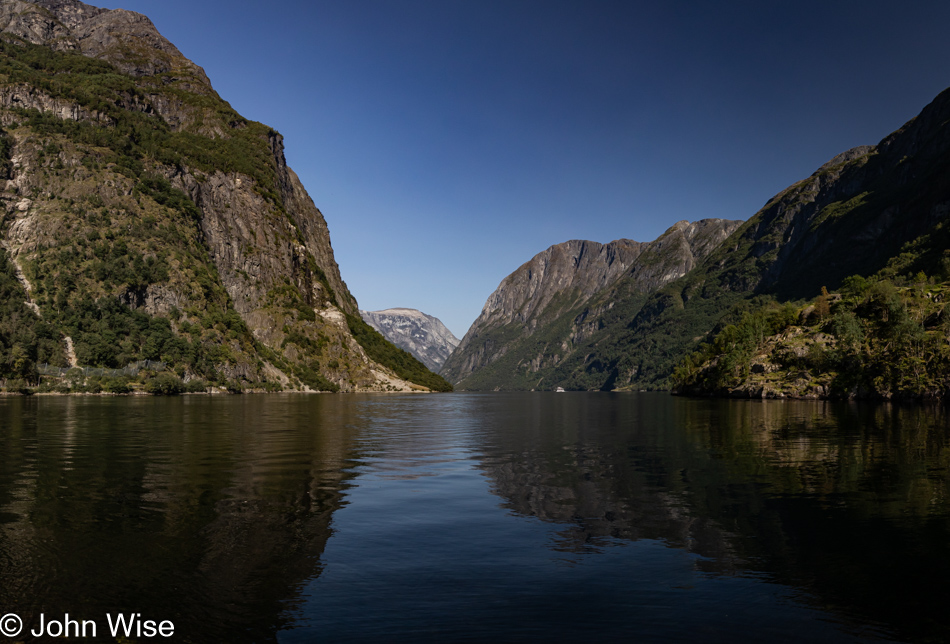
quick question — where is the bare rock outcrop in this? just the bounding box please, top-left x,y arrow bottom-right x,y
25,0 -> 211,84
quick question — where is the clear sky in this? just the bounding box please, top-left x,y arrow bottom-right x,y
106,0 -> 950,337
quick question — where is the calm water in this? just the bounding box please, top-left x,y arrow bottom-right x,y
1,393 -> 949,642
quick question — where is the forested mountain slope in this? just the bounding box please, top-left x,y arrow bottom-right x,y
674,208 -> 950,400
600,85 -> 950,391
0,0 -> 450,392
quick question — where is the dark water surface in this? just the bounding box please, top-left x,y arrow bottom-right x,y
1,393 -> 949,642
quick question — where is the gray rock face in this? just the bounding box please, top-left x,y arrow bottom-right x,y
0,0 -> 76,50
0,83 -> 112,124
26,0 -> 103,30
506,87 -> 950,392
440,218 -> 742,389
9,0 -> 212,83
360,308 -> 460,373
476,238 -> 646,331
716,89 -> 950,302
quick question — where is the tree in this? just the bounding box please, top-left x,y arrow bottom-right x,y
815,286 -> 831,320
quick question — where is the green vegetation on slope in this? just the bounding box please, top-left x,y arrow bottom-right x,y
673,225 -> 950,399
453,288 -> 594,391
0,36 -> 438,392
541,95 -> 950,393
453,265 -> 756,392
0,39 -> 281,198
0,39 -> 284,386
9,135 -> 269,384
0,249 -> 63,383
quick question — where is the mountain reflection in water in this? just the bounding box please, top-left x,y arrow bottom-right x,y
466,395 -> 950,642
1,393 -> 948,642
0,395 -> 359,642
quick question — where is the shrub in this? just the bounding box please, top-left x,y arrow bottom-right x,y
831,310 -> 864,351
143,373 -> 185,395
101,376 -> 132,394
184,378 -> 208,393
3,379 -> 32,394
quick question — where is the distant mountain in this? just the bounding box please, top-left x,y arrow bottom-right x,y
440,219 -> 742,390
0,0 -> 451,393
360,308 -> 459,373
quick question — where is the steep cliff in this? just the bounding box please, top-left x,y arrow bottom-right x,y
360,308 -> 459,373
0,0 -> 450,392
441,219 -> 742,389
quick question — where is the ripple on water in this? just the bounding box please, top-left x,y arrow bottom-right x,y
0,394 -> 944,642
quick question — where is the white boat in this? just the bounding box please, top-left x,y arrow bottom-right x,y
555,387 -> 565,393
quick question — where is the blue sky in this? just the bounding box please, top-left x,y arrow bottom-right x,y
109,0 -> 950,337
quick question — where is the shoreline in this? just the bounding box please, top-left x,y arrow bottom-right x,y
672,387 -> 948,404
0,388 -> 438,397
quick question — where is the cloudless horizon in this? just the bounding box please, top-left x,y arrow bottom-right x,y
105,0 -> 950,337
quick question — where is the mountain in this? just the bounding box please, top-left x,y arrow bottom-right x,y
673,197 -> 950,401
440,219 -> 742,390
360,308 -> 460,372
446,84 -> 950,392
0,0 -> 451,393
598,85 -> 950,392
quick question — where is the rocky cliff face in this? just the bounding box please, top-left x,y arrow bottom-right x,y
440,219 -> 741,389
1,0 -> 211,83
360,308 -> 459,373
0,0 -> 450,392
474,238 -> 645,330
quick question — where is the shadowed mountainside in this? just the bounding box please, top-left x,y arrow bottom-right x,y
447,85 -> 950,392
441,219 -> 741,390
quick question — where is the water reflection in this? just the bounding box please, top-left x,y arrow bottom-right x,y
463,393 -> 740,570
2,393 -> 948,642
466,394 -> 950,641
0,395 -> 364,643
678,399 -> 950,642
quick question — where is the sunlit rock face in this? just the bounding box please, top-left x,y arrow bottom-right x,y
360,308 -> 460,373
